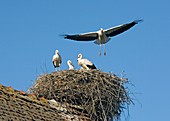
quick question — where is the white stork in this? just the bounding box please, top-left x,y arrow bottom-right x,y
64,20 -> 143,55
77,53 -> 96,70
67,60 -> 74,70
52,50 -> 62,71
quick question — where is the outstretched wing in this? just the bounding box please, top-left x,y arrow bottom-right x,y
104,19 -> 143,37
64,31 -> 98,41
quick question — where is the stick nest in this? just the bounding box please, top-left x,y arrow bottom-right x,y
28,69 -> 132,121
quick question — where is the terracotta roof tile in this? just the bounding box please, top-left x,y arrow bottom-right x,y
0,84 -> 91,121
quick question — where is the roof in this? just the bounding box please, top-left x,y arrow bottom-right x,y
0,84 -> 91,121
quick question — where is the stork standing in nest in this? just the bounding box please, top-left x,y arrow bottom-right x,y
67,60 -> 74,70
52,50 -> 62,71
64,20 -> 143,55
77,53 -> 96,70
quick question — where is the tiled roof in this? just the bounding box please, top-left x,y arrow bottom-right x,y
0,84 -> 91,121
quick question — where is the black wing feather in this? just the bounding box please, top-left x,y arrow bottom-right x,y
64,34 -> 97,41
106,19 -> 143,37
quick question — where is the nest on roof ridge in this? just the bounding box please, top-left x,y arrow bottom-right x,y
28,69 -> 132,121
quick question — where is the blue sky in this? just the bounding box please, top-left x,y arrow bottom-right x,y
0,0 -> 170,121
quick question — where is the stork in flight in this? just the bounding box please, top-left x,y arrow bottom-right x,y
64,20 -> 143,55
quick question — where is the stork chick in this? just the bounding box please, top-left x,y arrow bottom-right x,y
67,60 -> 74,70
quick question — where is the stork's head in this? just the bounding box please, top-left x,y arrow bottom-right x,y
78,53 -> 82,59
55,50 -> 59,54
77,53 -> 83,62
100,28 -> 104,32
67,60 -> 72,65
98,28 -> 104,34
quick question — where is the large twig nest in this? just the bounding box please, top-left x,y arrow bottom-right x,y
28,69 -> 132,121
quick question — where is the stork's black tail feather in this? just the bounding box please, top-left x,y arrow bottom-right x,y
87,64 -> 97,69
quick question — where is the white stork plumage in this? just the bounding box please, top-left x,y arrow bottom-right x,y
67,60 -> 74,70
77,53 -> 96,70
52,50 -> 62,71
64,20 -> 143,55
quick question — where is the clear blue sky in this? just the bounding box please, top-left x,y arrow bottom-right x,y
0,0 -> 170,121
